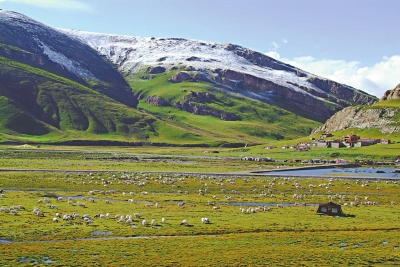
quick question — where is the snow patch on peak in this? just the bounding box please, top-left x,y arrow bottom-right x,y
60,29 -> 333,100
35,38 -> 97,80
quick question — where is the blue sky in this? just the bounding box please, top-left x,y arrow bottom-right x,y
1,0 -> 399,97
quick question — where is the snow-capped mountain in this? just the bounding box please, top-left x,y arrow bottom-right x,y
59,29 -> 376,120
0,9 -> 380,144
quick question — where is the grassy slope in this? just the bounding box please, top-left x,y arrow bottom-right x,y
0,55 -> 323,145
128,69 -> 320,144
0,58 -> 159,143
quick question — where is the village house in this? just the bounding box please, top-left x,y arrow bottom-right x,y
355,138 -> 380,147
316,202 -> 344,216
342,134 -> 360,144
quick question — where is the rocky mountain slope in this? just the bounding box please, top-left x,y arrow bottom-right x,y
0,10 -> 379,144
313,85 -> 400,134
61,29 -> 376,121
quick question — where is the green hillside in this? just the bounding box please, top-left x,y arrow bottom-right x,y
128,68 -> 320,144
0,58 -> 157,143
0,56 -> 321,145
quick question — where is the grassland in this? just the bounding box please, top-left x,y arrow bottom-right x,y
0,146 -> 399,266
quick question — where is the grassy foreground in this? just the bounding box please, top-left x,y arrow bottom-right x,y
0,162 -> 399,266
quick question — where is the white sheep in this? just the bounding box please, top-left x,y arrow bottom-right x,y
142,219 -> 147,226
201,217 -> 210,224
151,219 -> 156,225
53,217 -> 59,223
180,219 -> 188,225
161,218 -> 166,224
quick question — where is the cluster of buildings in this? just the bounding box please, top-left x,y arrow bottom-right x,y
274,134 -> 391,151
314,134 -> 391,148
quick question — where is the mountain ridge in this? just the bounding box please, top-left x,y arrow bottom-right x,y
61,28 -> 376,121
0,10 -> 380,145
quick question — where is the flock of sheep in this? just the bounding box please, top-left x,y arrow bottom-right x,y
0,172 -> 398,233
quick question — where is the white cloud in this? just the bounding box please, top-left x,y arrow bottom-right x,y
265,51 -> 280,60
264,51 -> 400,97
0,0 -> 92,11
282,38 -> 288,44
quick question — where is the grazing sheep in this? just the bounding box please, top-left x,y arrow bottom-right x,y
180,219 -> 188,225
161,218 -> 166,224
53,217 -> 59,223
0,206 -> 9,212
201,217 -> 210,224
391,201 -> 397,205
178,202 -> 185,207
9,209 -> 18,215
151,219 -> 156,226
134,213 -> 140,218
142,219 -> 147,226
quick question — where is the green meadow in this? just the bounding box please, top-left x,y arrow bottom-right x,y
0,146 -> 399,266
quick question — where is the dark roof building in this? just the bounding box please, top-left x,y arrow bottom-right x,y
316,202 -> 343,216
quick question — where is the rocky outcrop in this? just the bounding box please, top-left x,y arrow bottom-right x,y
312,106 -> 400,134
169,71 -> 195,83
145,96 -> 170,106
183,91 -> 213,102
147,66 -> 166,74
381,84 -> 400,101
173,101 -> 241,121
145,92 -> 240,121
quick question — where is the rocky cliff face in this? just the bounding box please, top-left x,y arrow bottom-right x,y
314,84 -> 400,134
381,84 -> 400,101
312,106 -> 400,134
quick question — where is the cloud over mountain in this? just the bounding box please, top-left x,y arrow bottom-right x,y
265,52 -> 400,98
